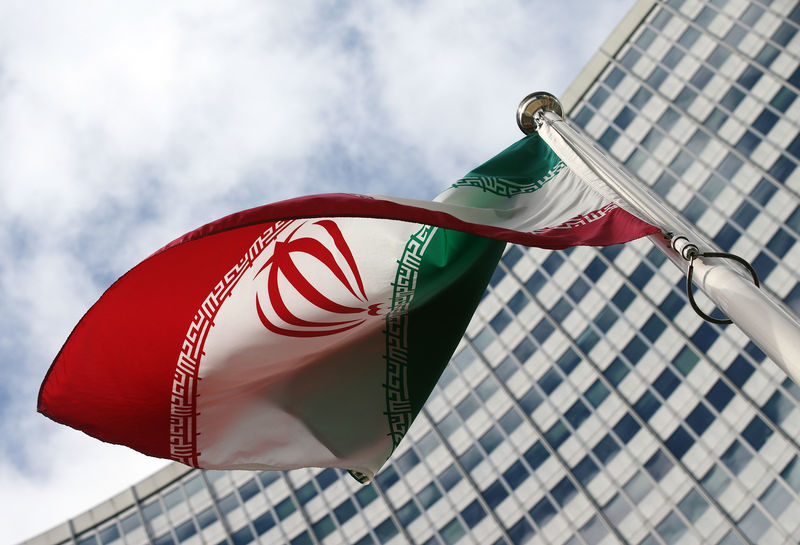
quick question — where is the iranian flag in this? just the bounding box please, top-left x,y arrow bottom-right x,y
39,133 -> 658,482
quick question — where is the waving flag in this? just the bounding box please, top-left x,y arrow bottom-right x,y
39,134 -> 657,482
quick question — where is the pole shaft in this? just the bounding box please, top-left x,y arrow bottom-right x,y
536,110 -> 800,377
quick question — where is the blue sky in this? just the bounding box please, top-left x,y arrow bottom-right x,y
0,1 -> 636,542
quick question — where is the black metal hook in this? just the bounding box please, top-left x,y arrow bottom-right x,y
686,251 -> 760,325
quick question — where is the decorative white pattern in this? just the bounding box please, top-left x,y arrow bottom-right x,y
169,220 -> 293,466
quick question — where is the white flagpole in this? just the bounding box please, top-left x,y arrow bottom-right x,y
517,92 -> 800,383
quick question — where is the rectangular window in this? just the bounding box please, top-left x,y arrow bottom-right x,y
755,43 -> 779,68
674,87 -> 697,110
623,337 -> 648,363
760,481 -> 793,519
550,297 -> 572,322
436,466 -> 461,493
489,309 -> 512,333
275,497 -> 296,519
375,519 -> 399,543
636,27 -> 657,49
557,347 -> 581,374
503,460 -> 529,488
605,66 -> 625,88
573,105 -> 594,128
479,426 -> 504,454
678,26 -> 700,48
576,327 -> 601,353
417,480 -> 446,509
620,48 -> 642,71
651,8 -> 672,29
670,150 -> 693,176
653,367 -> 679,398
481,480 -> 509,509
690,66 -> 714,90
720,87 -> 745,111
768,229 -> 795,257
518,387 -> 544,414
772,22 -> 797,47
706,380 -> 734,411
630,87 -> 652,110
769,155 -> 796,183
737,65 -> 763,89
771,86 -> 796,112
295,481 -> 316,504
513,337 -> 535,363
195,506 -> 218,529
593,435 -> 621,464
98,524 -> 120,545
647,66 -> 669,89
702,464 -> 731,496
499,408 -> 523,434
678,489 -> 709,523
565,400 -> 591,429
645,450 -> 673,481
659,292 -> 684,321
544,421 -> 570,449
739,4 -> 763,26
141,499 -> 163,522
717,153 -> 744,178
573,456 -> 600,484
253,511 -> 276,535
634,391 -> 660,421
672,346 -> 699,376
355,484 -> 378,507
662,46 -> 684,69
238,479 -> 260,503
707,44 -> 730,69
721,440 -> 753,474
624,471 -> 653,503
614,413 -> 641,443
532,319 -> 555,344
508,519 -> 535,544
614,106 -> 636,130
723,24 -> 746,47
585,380 -> 610,408
604,358 -> 629,386
529,497 -> 557,527
656,511 -> 688,544
460,500 -> 487,528
599,126 -> 620,150
396,500 -> 421,526
589,87 -> 610,108
551,477 -> 578,507
665,426 -> 694,459
686,403 -> 714,435
612,284 -> 635,310
725,355 -> 754,387
456,394 -> 479,420
704,107 -> 728,131
657,107 -> 680,131
742,416 -> 773,451
174,519 -> 197,542
683,196 -> 707,223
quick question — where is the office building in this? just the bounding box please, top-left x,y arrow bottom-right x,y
21,0 -> 800,543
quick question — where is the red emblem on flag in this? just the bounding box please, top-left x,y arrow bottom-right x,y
255,220 -> 375,337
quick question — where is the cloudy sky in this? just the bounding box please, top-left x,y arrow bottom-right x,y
0,1 -> 637,542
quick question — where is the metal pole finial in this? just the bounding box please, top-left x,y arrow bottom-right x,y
516,92 -> 563,135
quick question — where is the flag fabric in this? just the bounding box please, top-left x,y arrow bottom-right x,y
39,133 -> 658,482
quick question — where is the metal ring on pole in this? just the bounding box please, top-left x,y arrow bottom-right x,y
517,92 -> 563,134
686,252 -> 760,325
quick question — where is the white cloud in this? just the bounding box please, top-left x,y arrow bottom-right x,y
0,1 -> 636,543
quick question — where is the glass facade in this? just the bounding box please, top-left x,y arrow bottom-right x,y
21,1 -> 800,544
